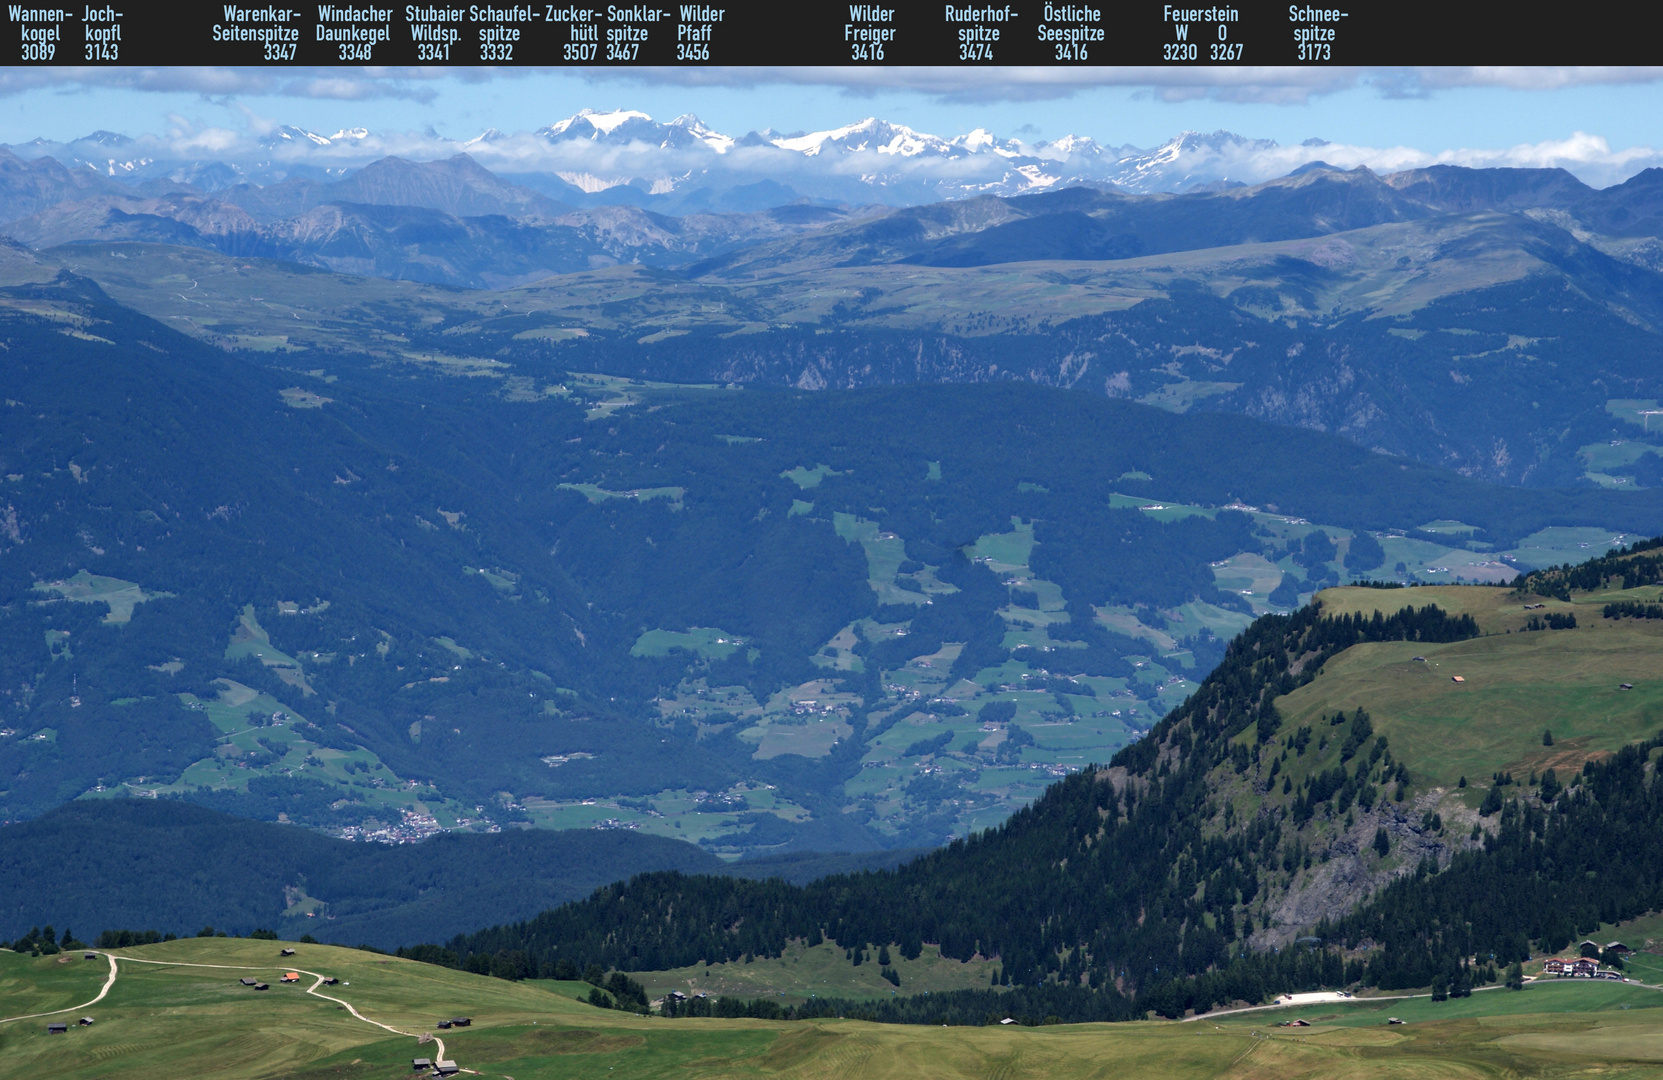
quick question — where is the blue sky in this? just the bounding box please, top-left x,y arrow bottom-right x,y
3,67 -> 1663,151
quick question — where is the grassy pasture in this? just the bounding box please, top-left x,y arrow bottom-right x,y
1579,438 -> 1658,486
1209,552 -> 1289,607
1136,378 -> 1242,413
742,716 -> 852,760
557,482 -> 685,507
32,570 -> 169,625
783,464 -> 839,489
1170,599 -> 1257,642
522,783 -> 812,849
1600,910 -> 1663,952
834,512 -> 936,605
1607,398 -> 1663,431
136,676 -> 445,823
0,951 -> 109,1018
1589,912 -> 1663,985
967,517 -> 1035,569
1509,526 -> 1639,570
1106,492 -> 1216,523
12,940 -> 1663,1079
278,387 -> 331,409
1276,586 -> 1663,786
223,604 -> 313,694
631,627 -> 744,661
1216,979 -> 1663,1029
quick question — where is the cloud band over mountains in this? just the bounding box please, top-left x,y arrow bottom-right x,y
10,107 -> 1663,201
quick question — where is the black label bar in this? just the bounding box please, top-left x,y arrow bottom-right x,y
0,3 -> 1636,65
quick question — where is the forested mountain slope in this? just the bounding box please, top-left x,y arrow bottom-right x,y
428,541 -> 1663,1019
2,269 -> 1657,852
0,800 -> 916,947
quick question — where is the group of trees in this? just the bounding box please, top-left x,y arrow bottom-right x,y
1333,736 -> 1663,990
1603,600 -> 1663,620
405,586 -> 1663,1023
408,601 -> 1497,1022
1514,536 -> 1663,600
7,925 -> 84,955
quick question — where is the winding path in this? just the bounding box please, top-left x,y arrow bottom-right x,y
0,952 -> 118,1024
3,952 -> 457,1070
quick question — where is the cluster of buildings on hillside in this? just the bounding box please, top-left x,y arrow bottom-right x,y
1542,941 -> 1633,980
789,699 -> 848,717
1542,957 -> 1624,979
336,808 -> 446,844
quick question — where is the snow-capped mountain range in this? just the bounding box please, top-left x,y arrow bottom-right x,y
4,110 -> 1656,216
0,111 -> 1333,211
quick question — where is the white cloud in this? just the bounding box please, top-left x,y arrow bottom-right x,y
0,66 -> 452,101
4,66 -> 1663,105
11,88 -> 1663,199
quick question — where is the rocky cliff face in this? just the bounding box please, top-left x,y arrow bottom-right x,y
1252,788 -> 1486,949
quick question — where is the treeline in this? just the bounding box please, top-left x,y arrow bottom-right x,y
793,943 -> 1376,1024
1514,536 -> 1663,600
428,603 -> 1481,1008
7,924 -> 87,954
1603,600 -> 1663,620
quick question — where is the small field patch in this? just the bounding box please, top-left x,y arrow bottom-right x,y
32,570 -> 170,624
558,482 -> 685,508
783,464 -> 839,489
632,628 -> 744,660
278,387 -> 331,408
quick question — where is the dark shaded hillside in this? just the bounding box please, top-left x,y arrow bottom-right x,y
1381,165 -> 1592,212
565,383 -> 1663,546
460,212 -> 1663,488
0,274 -> 717,820
0,800 -> 913,948
906,171 -> 1430,268
0,147 -> 125,222
0,800 -> 726,947
4,269 -> 1659,851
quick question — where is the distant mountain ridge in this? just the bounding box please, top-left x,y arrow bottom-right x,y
12,146 -> 1663,292
14,155 -> 1663,484
3,110 -> 1162,208
3,114 -> 1544,213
